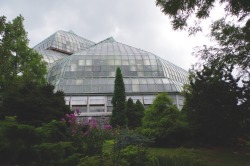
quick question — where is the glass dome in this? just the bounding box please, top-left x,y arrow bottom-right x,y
35,31 -> 189,116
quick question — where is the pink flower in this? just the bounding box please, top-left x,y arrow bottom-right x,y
103,124 -> 112,130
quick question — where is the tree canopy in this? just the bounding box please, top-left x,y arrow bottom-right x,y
156,0 -> 250,31
156,0 -> 250,145
0,15 -> 47,95
182,61 -> 245,145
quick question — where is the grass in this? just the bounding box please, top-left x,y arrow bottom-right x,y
148,146 -> 250,166
102,140 -> 115,153
103,140 -> 250,165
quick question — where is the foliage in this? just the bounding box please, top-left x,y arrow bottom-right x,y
0,117 -> 41,165
36,120 -> 69,143
63,115 -> 105,156
194,18 -> 250,84
83,124 -> 105,156
182,62 -> 245,145
0,15 -> 47,95
0,117 -> 81,166
114,129 -> 153,150
142,93 -> 188,146
148,147 -> 250,166
112,129 -> 152,165
126,98 -> 135,128
126,98 -> 144,129
155,0 -> 250,32
119,145 -> 150,166
78,153 -> 114,166
156,0 -> 250,146
1,82 -> 70,126
133,100 -> 144,128
110,67 -> 127,127
34,142 -> 80,166
78,156 -> 101,166
149,155 -> 206,166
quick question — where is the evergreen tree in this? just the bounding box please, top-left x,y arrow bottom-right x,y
126,99 -> 144,129
134,100 -> 144,128
126,98 -> 135,128
183,62 -> 244,145
110,67 -> 127,127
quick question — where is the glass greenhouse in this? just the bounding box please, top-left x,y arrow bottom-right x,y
34,30 -> 189,117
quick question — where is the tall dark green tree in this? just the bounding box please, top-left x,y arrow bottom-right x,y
0,15 -> 47,95
134,100 -> 144,128
183,62 -> 245,145
126,98 -> 144,129
110,67 -> 127,127
126,98 -> 135,128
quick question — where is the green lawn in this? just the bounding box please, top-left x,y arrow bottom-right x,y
148,147 -> 250,166
103,140 -> 250,166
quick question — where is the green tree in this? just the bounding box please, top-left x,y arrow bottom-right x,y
156,0 -> 250,144
142,93 -> 187,146
183,62 -> 244,145
110,67 -> 127,127
155,0 -> 249,81
126,98 -> 144,129
126,98 -> 136,128
1,82 -> 70,126
155,0 -> 250,31
134,100 -> 144,128
0,15 -> 47,95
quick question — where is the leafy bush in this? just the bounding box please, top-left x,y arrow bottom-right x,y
112,129 -> 152,165
0,117 -> 41,165
34,142 -> 79,165
36,120 -> 69,143
119,145 -> 150,166
78,152 -> 114,166
1,83 -> 70,126
142,93 -> 188,146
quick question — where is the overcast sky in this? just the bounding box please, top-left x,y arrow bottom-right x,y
0,0 -> 221,70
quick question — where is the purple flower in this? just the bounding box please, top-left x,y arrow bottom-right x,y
103,124 -> 112,130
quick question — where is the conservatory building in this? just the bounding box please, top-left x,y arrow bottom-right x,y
34,30 -> 188,117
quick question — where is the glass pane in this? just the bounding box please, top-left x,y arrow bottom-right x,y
86,60 -> 92,66
64,96 -> 70,105
71,96 -> 87,105
72,106 -> 87,113
131,79 -> 139,84
89,96 -> 105,104
89,106 -> 105,112
132,84 -> 140,92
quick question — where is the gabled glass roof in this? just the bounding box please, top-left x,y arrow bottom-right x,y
34,30 -> 95,63
45,34 -> 189,94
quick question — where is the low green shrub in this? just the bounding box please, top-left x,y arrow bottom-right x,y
119,145 -> 150,166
